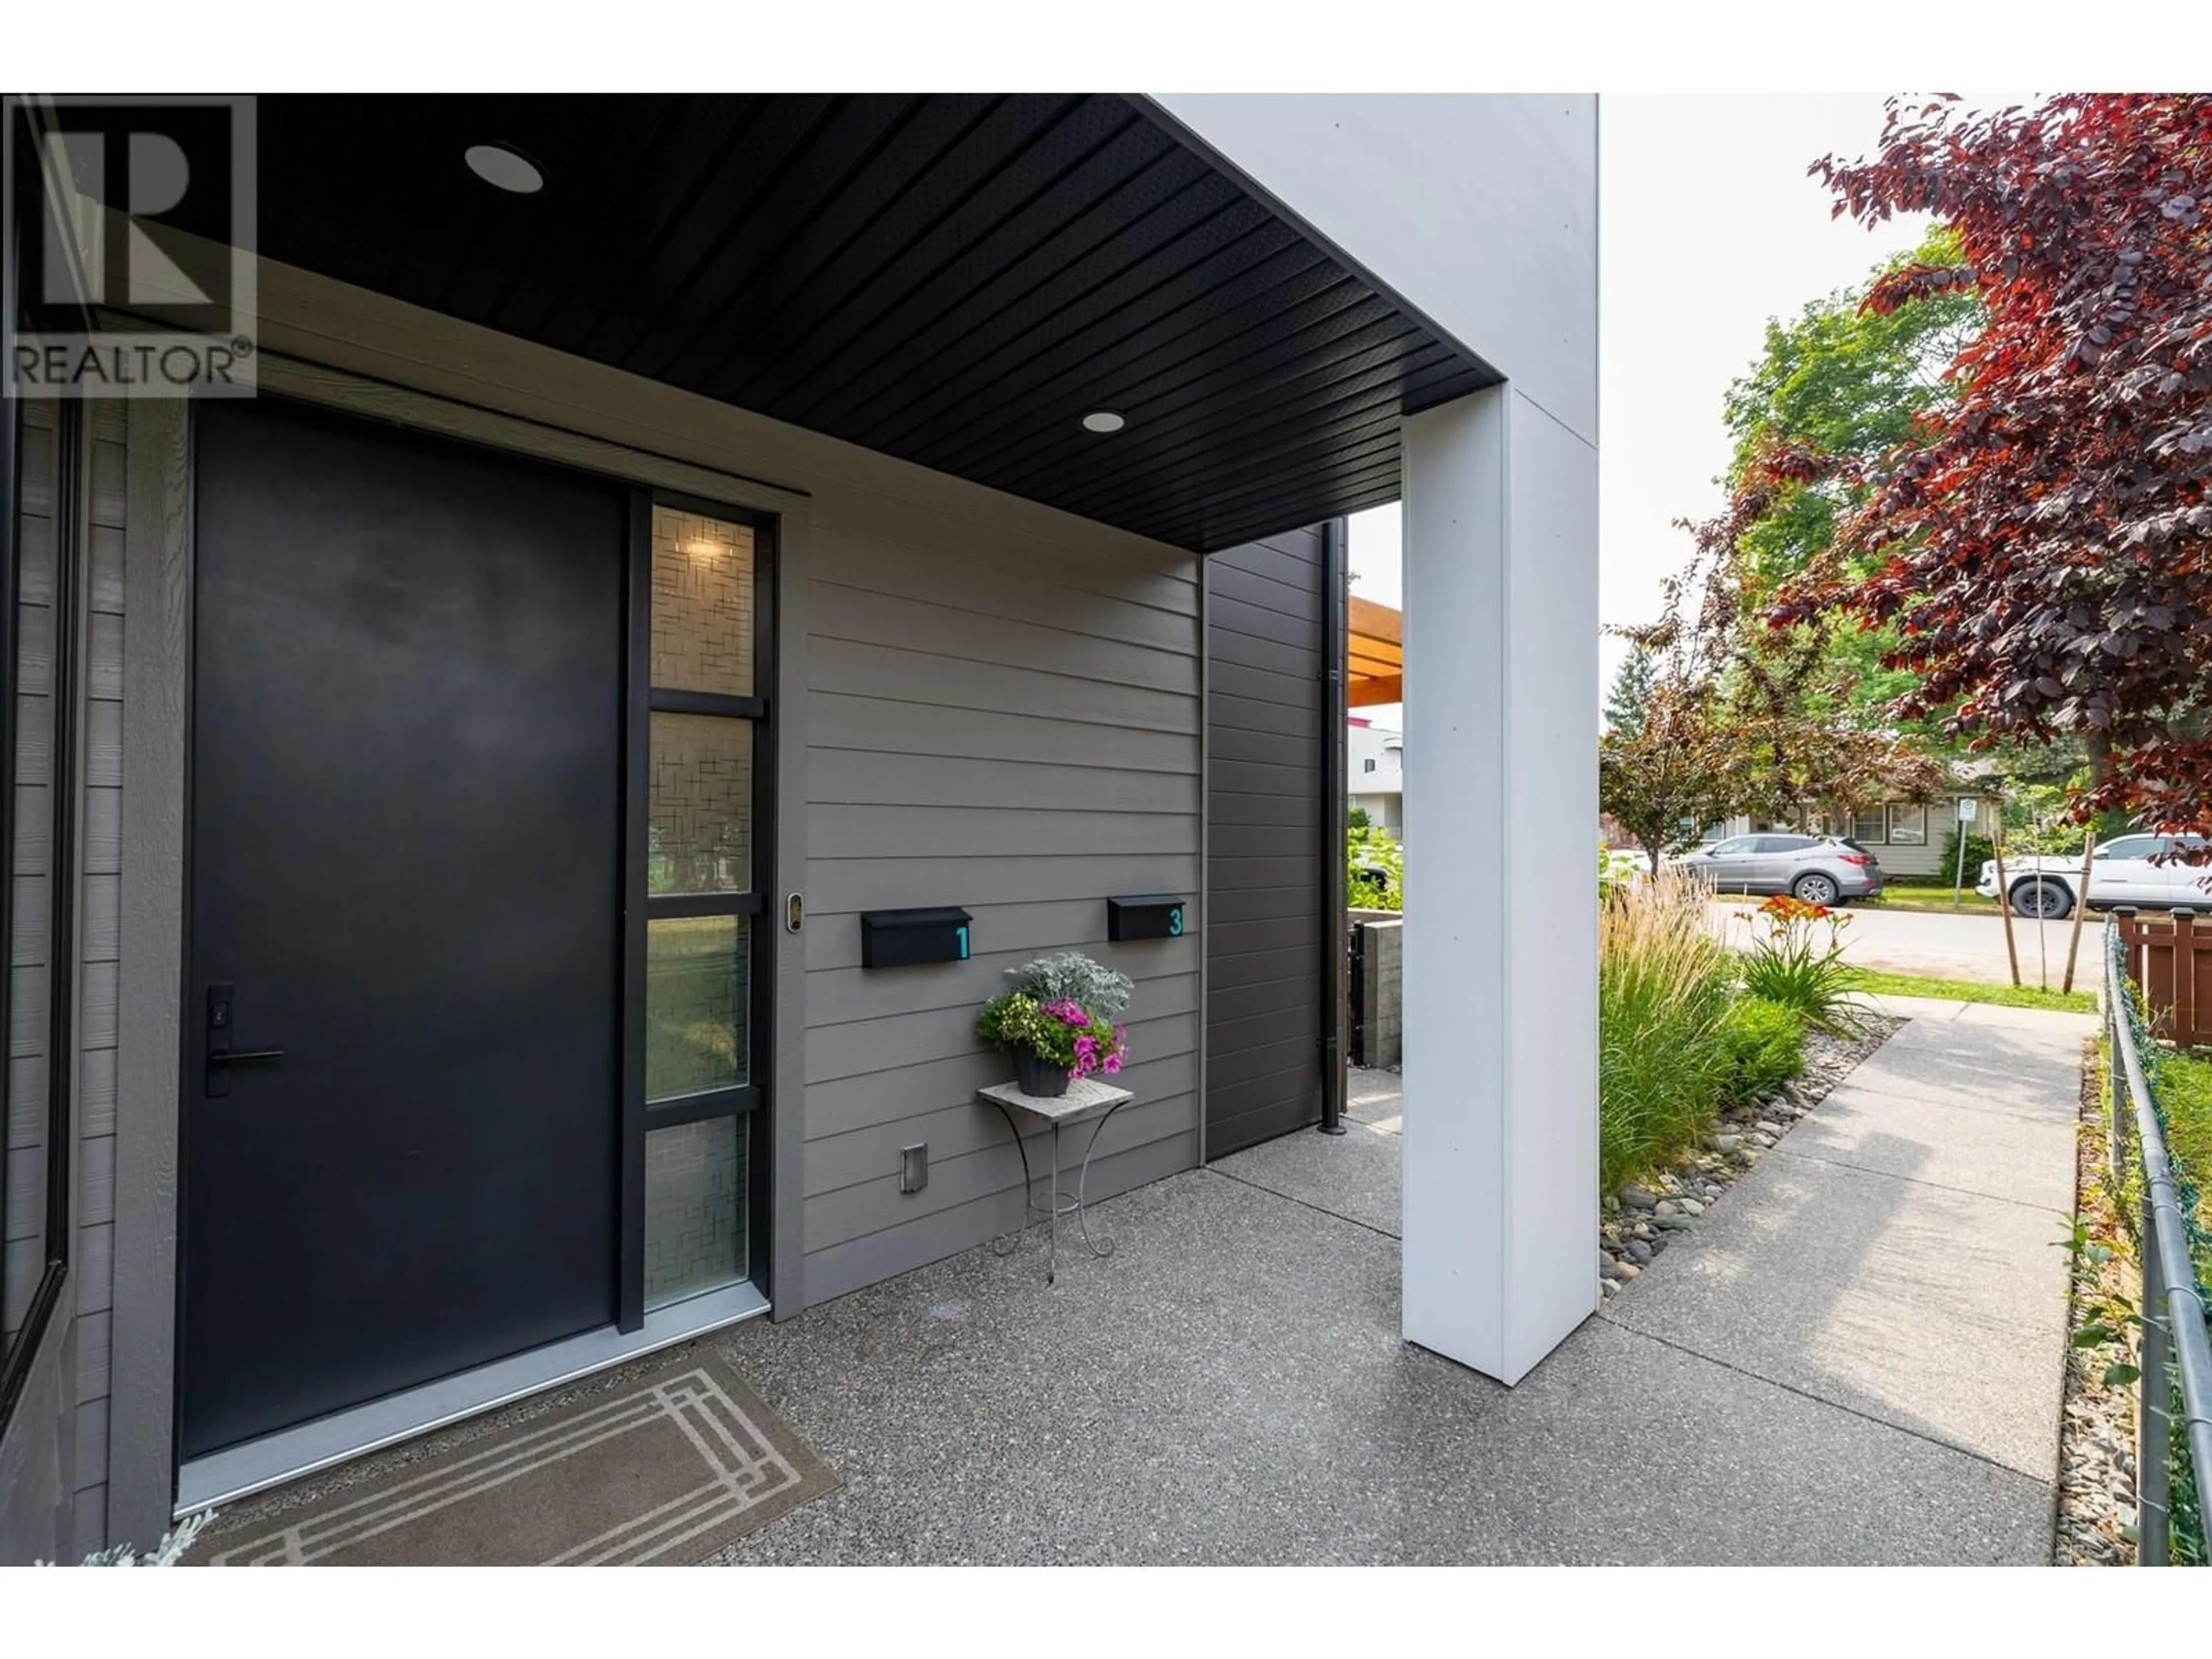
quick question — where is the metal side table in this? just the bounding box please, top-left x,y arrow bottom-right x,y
976,1076 -> 1135,1283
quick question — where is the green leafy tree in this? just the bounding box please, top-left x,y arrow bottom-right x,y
1719,227 -> 1983,760
1770,95 -> 2212,837
1615,228 -> 1975,833
1724,226 -> 1982,589
1605,645 -> 1657,736
1597,679 -> 1747,871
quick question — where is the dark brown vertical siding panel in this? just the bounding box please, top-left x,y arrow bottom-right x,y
1203,527 -> 1324,1157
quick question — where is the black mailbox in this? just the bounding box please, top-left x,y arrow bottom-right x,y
860,906 -> 973,969
1107,894 -> 1187,942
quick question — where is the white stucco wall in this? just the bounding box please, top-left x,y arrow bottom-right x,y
1347,721 -> 1403,797
1159,94 -> 1604,1382
1397,387 -> 1600,1384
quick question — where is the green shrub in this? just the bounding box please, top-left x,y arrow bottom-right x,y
1721,997 -> 1807,1105
1599,870 -> 1737,1190
1348,823 -> 1403,911
1936,824 -> 1995,882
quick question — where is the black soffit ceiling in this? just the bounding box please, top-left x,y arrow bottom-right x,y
255,94 -> 1500,553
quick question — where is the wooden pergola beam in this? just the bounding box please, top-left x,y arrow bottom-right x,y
1349,594 -> 1402,647
1347,596 -> 1404,707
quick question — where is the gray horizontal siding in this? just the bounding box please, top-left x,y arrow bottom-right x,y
809,518 -> 1200,646
802,1132 -> 1196,1308
1206,555 -> 1321,622
809,636 -> 1196,734
812,694 -> 1198,775
3,395 -> 118,1558
809,806 -> 1196,861
808,854 -> 1196,916
811,580 -> 1198,695
805,897 -> 1182,974
809,750 -> 1198,816
808,1005 -> 1196,1088
1204,530 -> 1325,1159
804,1049 -> 1200,1145
805,1052 -> 1201,1181
4,404 -> 57,1354
69,403 -> 126,1546
805,1094 -> 1194,1251
799,512 -> 1202,1306
808,937 -> 1198,1027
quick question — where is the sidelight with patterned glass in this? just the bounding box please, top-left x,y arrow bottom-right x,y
639,502 -> 764,1309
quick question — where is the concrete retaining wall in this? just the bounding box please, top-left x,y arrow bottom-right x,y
1350,911 -> 1404,1069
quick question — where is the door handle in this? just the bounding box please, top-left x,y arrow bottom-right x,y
206,982 -> 283,1096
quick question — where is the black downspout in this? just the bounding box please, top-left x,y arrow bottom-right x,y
1317,518 -> 1348,1135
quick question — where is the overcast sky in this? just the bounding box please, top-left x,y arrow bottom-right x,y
1348,93 -> 1934,732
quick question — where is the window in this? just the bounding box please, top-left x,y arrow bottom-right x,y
636,502 -> 770,1316
1,397 -> 75,1430
1887,804 -> 1928,846
2101,836 -> 2161,862
1850,810 -> 1887,844
1710,836 -> 1756,857
1362,757 -> 1377,774
1756,835 -> 1816,853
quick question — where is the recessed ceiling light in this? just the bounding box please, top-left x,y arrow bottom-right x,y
1081,410 -> 1126,434
464,143 -> 546,195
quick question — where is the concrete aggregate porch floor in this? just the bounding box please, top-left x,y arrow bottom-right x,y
701,1021 -> 2074,1566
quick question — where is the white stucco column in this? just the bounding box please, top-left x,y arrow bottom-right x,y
1400,384 -> 1599,1384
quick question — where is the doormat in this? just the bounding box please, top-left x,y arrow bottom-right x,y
195,1350 -> 838,1566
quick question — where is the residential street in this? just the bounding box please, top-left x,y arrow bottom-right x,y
1708,897 -> 2092,986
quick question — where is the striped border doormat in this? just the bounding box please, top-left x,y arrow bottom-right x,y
195,1349 -> 838,1566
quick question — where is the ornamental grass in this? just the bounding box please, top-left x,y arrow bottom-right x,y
1599,866 -> 1740,1191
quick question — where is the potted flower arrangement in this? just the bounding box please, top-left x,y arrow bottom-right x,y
975,952 -> 1132,1099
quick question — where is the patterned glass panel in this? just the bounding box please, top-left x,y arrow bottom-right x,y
649,714 -> 752,896
651,507 -> 755,696
647,915 -> 749,1101
644,1116 -> 747,1308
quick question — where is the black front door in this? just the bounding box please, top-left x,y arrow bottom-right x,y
181,399 -> 627,1459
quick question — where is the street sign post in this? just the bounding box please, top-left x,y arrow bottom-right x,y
1953,798 -> 1979,906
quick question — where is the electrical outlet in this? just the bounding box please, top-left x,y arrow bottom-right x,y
900,1143 -> 928,1194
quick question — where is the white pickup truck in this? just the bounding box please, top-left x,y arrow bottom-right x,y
1978,833 -> 2212,919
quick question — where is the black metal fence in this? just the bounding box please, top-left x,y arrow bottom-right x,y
2105,921 -> 2212,1565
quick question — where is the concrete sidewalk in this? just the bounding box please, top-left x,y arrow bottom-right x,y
1603,993 -> 2090,1495
1217,993 -> 2092,1562
669,995 -> 2089,1563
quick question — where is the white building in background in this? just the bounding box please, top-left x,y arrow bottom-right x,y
1349,717 -> 1404,836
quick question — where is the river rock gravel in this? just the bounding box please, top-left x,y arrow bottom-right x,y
2056,1036 -> 2137,1567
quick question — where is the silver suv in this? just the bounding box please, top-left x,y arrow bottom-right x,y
1675,832 -> 1884,906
